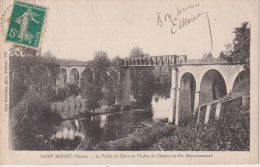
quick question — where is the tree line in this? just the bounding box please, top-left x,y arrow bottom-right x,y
219,22 -> 250,70
80,48 -> 156,112
9,45 -> 157,113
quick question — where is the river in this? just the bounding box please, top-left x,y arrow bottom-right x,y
42,96 -> 170,150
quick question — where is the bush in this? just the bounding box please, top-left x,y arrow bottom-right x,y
154,105 -> 249,151
67,83 -> 81,97
10,88 -> 62,150
54,87 -> 68,101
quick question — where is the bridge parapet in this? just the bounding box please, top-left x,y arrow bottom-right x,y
121,55 -> 187,67
183,58 -> 228,65
58,59 -> 89,67
120,56 -> 232,67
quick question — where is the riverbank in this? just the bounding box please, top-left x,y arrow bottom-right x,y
77,121 -> 175,150
60,105 -> 121,121
62,106 -> 151,121
52,96 -> 133,120
52,96 -> 154,121
78,104 -> 249,151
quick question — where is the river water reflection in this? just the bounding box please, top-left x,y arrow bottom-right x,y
47,96 -> 169,150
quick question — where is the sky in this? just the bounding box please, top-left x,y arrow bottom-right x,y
5,0 -> 256,61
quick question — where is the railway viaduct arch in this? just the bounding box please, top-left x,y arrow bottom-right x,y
121,56 -> 248,125
57,59 -> 88,87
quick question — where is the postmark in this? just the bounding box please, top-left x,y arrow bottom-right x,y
5,1 -> 47,48
1,5 -> 13,37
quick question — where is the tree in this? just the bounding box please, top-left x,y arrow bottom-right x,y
67,83 -> 81,97
80,55 -> 126,111
232,22 -> 250,69
219,22 -> 250,70
9,45 -> 60,108
129,47 -> 144,58
55,87 -> 68,101
202,52 -> 213,59
105,56 -> 125,107
80,65 -> 92,88
90,51 -> 111,101
81,66 -> 100,113
129,47 -> 155,105
80,52 -> 111,112
10,88 -> 61,149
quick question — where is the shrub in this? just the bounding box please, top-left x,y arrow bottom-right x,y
10,88 -> 62,150
155,105 -> 249,151
67,83 -> 81,97
53,87 -> 68,101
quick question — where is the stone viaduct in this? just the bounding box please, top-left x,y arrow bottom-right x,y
57,59 -> 89,87
121,55 -> 247,125
57,56 -> 248,125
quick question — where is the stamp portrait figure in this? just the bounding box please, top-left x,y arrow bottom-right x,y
16,6 -> 39,44
6,1 -> 47,48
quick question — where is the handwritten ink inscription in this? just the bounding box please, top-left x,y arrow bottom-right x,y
157,1 -> 213,49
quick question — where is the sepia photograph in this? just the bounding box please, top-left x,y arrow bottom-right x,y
0,0 -> 258,165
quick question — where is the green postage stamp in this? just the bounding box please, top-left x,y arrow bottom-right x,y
6,1 -> 47,48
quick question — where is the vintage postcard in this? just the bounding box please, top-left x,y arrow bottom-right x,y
0,0 -> 258,165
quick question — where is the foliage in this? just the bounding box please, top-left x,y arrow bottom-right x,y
105,56 -> 125,107
53,84 -> 81,101
150,78 -> 249,151
9,45 -> 60,108
54,87 -> 68,101
10,88 -> 61,150
154,105 -> 249,151
138,68 -> 156,105
212,75 -> 227,100
219,22 -> 250,69
80,66 -> 93,88
81,66 -> 100,112
80,52 -> 108,112
67,83 -> 81,97
91,51 -> 110,90
153,68 -> 171,99
129,47 -> 145,58
43,137 -> 82,150
80,52 -> 111,112
202,52 -> 213,59
129,47 -> 155,105
219,43 -> 234,64
80,53 -> 125,110
91,51 -> 110,100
